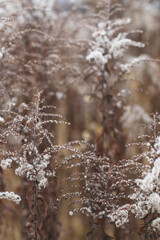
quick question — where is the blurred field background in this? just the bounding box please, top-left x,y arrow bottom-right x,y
0,0 -> 159,239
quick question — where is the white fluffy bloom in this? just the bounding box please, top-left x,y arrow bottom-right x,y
15,162 -> 34,178
0,47 -> 5,59
136,173 -> 154,193
80,206 -> 92,217
137,155 -> 160,195
1,158 -> 13,170
86,16 -> 145,72
154,137 -> 160,154
109,39 -> 145,58
0,116 -> 4,122
38,178 -> 48,189
152,218 -> 160,231
12,147 -> 53,189
119,55 -> 151,73
128,136 -> 160,225
108,207 -> 129,227
86,50 -> 107,67
69,211 -> 74,216
132,200 -> 149,219
151,157 -> 160,181
0,191 -> 21,204
149,193 -> 160,213
115,134 -> 160,229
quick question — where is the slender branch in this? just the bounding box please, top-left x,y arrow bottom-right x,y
153,114 -> 157,142
100,0 -> 111,231
90,217 -> 94,240
33,93 -> 40,145
101,70 -> 106,158
32,92 -> 40,240
33,181 -> 38,240
101,0 -> 111,157
100,3 -> 111,238
101,71 -> 107,239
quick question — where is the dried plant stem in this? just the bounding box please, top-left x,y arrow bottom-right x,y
100,0 -> 111,234
102,70 -> 106,159
101,70 -> 107,239
33,181 -> 38,240
32,93 -> 40,240
153,114 -> 157,142
102,216 -> 106,240
90,217 -> 94,240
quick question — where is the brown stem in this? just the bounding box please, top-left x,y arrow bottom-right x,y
34,181 -> 38,240
101,70 -> 107,239
100,2 -> 111,238
32,93 -> 40,240
90,217 -> 94,240
153,114 -> 157,142
101,70 -> 106,158
102,216 -> 106,240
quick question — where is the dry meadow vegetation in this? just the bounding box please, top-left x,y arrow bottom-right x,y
0,0 -> 160,239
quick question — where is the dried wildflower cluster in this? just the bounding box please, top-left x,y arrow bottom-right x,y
86,1 -> 151,76
0,0 -> 83,109
56,1 -> 159,239
68,155 -> 124,219
0,0 -> 159,239
59,148 -> 113,219
84,1 -> 156,142
86,14 -> 146,73
131,136 -> 160,222
0,91 -> 73,238
130,135 -> 160,236
108,122 -> 160,239
57,142 -> 137,240
82,1 -> 154,174
0,92 -> 64,188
